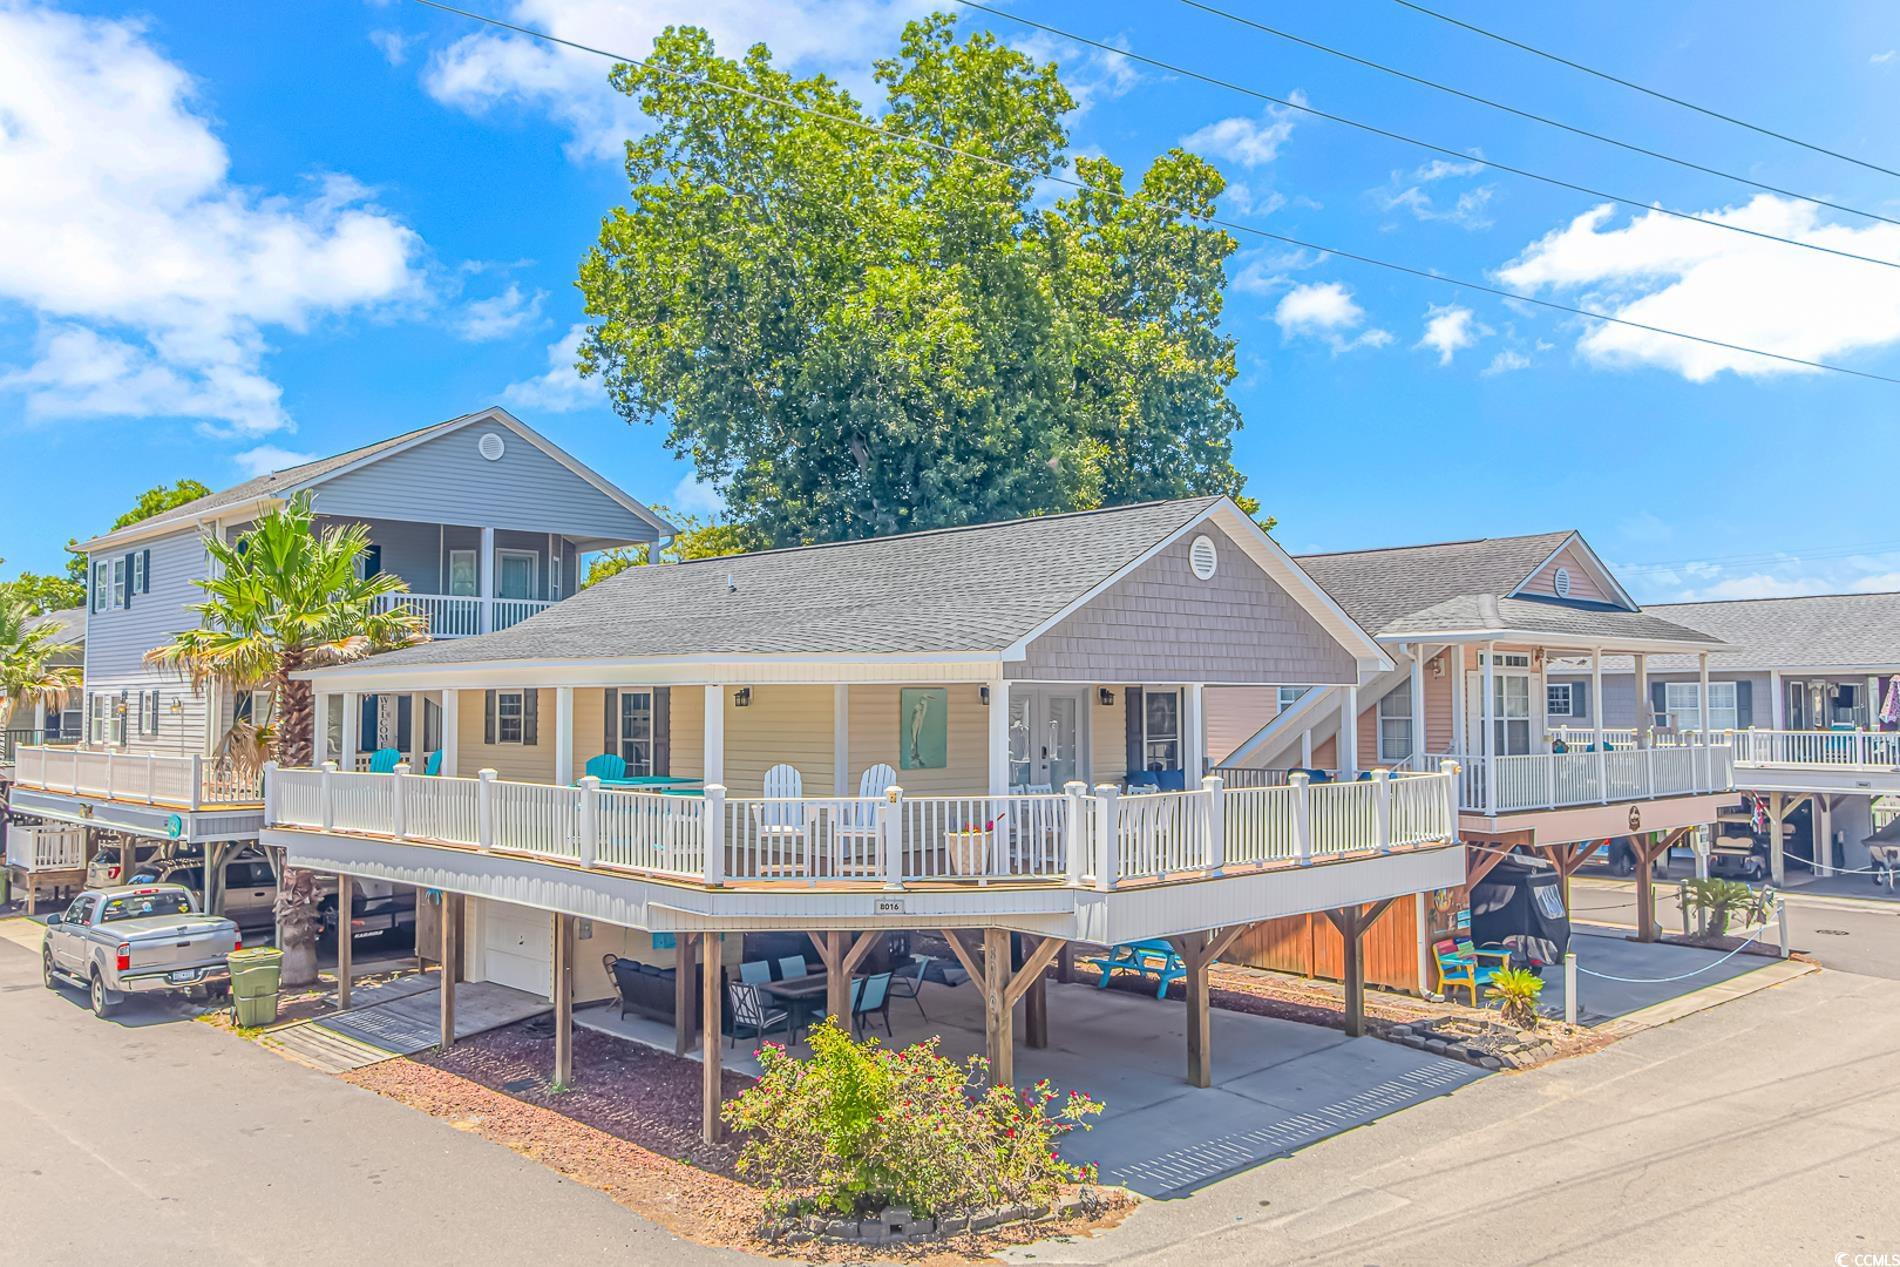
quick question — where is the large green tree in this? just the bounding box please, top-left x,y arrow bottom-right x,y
63,477 -> 212,582
578,14 -> 1251,547
0,600 -> 81,730
0,566 -> 84,615
582,505 -> 765,587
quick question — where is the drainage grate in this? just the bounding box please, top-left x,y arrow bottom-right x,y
1815,928 -> 1850,936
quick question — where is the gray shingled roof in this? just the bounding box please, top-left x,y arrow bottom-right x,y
1381,594 -> 1724,645
358,497 -> 1227,666
1294,531 -> 1576,636
81,413 -> 485,549
1554,592 -> 1900,673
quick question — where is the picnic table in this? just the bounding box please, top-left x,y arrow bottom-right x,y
1079,939 -> 1187,999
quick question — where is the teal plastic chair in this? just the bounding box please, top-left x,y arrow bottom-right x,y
367,748 -> 403,774
423,750 -> 443,777
851,972 -> 894,1037
584,753 -> 628,784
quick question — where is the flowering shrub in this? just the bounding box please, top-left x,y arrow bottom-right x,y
721,1019 -> 1103,1217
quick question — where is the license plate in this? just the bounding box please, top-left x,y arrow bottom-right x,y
167,969 -> 197,983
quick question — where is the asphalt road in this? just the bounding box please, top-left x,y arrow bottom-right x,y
1570,874 -> 1900,980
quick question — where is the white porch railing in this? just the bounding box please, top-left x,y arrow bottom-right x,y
373,593 -> 558,638
1732,728 -> 1900,770
10,744 -> 263,808
261,764 -> 1458,891
1429,737 -> 1734,814
5,823 -> 86,872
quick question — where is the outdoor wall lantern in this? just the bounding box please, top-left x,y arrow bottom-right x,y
733,688 -> 752,708
1098,688 -> 1116,706
979,686 -> 990,705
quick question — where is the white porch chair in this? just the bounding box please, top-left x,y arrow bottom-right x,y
835,763 -> 898,876
750,763 -> 811,878
1007,783 -> 1058,874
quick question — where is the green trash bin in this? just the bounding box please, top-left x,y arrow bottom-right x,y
228,947 -> 284,1028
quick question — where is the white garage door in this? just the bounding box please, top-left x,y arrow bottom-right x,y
480,900 -> 552,999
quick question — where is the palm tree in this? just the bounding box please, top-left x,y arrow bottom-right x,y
146,493 -> 428,984
0,601 -> 81,734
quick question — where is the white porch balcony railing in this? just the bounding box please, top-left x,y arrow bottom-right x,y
11,744 -> 264,808
262,763 -> 1461,892
373,593 -> 558,639
1429,737 -> 1734,814
1732,728 -> 1900,770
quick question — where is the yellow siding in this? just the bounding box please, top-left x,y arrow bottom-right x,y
724,684 -> 836,796
846,684 -> 988,795
453,687 -> 557,783
1090,690 -> 1127,785
573,689 -> 606,763
668,685 -> 704,781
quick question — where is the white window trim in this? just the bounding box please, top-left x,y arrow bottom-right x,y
618,689 -> 655,775
1547,682 -> 1576,718
495,548 -> 539,601
110,558 -> 127,609
1141,688 -> 1183,772
131,551 -> 146,594
1276,686 -> 1307,713
447,548 -> 478,598
1377,689 -> 1413,762
495,689 -> 526,745
92,561 -> 108,612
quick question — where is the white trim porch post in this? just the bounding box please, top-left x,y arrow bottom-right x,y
313,690 -> 330,767
341,692 -> 360,770
1871,676 -> 1882,730
1480,642 -> 1496,815
1699,652 -> 1713,789
408,691 -> 426,769
1633,653 -> 1649,748
1300,726 -> 1313,769
1770,668 -> 1786,730
987,678 -> 1011,796
833,684 -> 849,796
478,525 -> 496,635
1591,647 -> 1607,802
1408,647 -> 1427,767
1451,648 -> 1468,757
1338,684 -> 1359,779
441,690 -> 460,776
702,684 -> 726,788
1183,683 -> 1205,778
553,686 -> 574,786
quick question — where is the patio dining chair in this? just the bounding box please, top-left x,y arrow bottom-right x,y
888,953 -> 932,1019
750,764 -> 810,876
728,981 -> 793,1047
739,959 -> 773,986
835,763 -> 898,876
849,971 -> 895,1038
778,955 -> 810,980
367,748 -> 403,774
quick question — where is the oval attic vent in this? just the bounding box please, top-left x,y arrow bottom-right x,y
1553,566 -> 1572,598
478,431 -> 506,462
1189,534 -> 1219,581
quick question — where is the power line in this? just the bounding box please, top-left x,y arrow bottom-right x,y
1179,0 -> 1900,219
408,0 -> 1900,388
1390,0 -> 1900,181
954,0 -> 1900,271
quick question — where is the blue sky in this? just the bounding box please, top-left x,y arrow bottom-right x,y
3,0 -> 1899,603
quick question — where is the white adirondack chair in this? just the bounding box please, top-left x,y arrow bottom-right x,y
836,764 -> 899,876
751,763 -> 810,878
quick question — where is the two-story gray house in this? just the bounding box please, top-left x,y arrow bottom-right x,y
8,406 -> 670,865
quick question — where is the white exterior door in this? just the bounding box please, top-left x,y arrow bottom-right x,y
479,900 -> 552,999
1466,671 -> 1533,755
1007,689 -> 1084,790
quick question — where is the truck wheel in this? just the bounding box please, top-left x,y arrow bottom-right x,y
89,969 -> 118,1018
42,947 -> 59,990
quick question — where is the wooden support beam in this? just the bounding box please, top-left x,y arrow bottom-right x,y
702,934 -> 724,1145
1466,843 -> 1510,889
1162,924 -> 1253,1088
674,932 -> 698,1057
940,929 -> 984,985
1323,900 -> 1393,1038
438,892 -> 461,1049
335,874 -> 353,1012
553,912 -> 574,1088
983,927 -> 1012,1088
1025,973 -> 1049,1049
808,930 -> 881,1027
1632,827 -> 1693,943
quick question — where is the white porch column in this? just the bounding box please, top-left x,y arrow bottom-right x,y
1300,726 -> 1314,768
1480,642 -> 1496,815
1870,676 -> 1882,729
1818,794 -> 1835,877
1590,648 -> 1605,748
833,684 -> 850,795
313,691 -> 330,766
441,690 -> 460,777
1183,683 -> 1205,778
1451,648 -> 1468,757
553,686 -> 575,785
1338,684 -> 1360,779
1770,668 -> 1786,730
987,678 -> 1011,795
1408,647 -> 1428,766
1633,653 -> 1649,747
408,692 -> 426,768
341,692 -> 360,770
478,525 -> 496,635
702,684 -> 726,787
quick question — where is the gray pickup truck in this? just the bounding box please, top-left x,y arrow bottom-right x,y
42,884 -> 240,1017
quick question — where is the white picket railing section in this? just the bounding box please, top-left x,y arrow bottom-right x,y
11,744 -> 262,808
5,824 -> 86,872
1429,736 -> 1733,813
260,765 -> 1458,891
1733,728 -> 1900,769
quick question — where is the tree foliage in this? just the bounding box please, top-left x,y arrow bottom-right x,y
0,567 -> 85,615
582,505 -> 765,587
578,15 -> 1253,547
0,600 -> 81,728
63,477 -> 213,581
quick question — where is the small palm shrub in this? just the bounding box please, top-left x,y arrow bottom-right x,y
1684,878 -> 1750,937
1489,966 -> 1545,1029
722,1019 -> 1103,1218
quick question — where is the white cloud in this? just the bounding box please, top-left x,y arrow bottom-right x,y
1874,49 -> 1896,65
1222,183 -> 1284,219
0,5 -> 423,436
1374,156 -> 1495,230
423,0 -> 935,162
1230,246 -> 1322,296
1273,281 -> 1391,353
1619,544 -> 1900,602
501,323 -> 598,412
232,444 -> 318,478
370,29 -> 417,66
1181,92 -> 1306,168
669,472 -> 724,516
1011,31 -> 1142,119
454,284 -> 545,341
1496,196 -> 1900,382
1482,348 -> 1532,376
1416,304 -> 1485,365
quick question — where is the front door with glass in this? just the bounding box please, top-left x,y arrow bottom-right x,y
1007,690 -> 1083,790
1467,670 -> 1532,755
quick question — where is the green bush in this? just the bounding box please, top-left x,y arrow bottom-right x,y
1489,966 -> 1545,1029
721,1019 -> 1103,1217
1684,878 -> 1765,937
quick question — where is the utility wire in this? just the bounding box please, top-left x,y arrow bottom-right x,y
408,0 -> 1900,387
955,0 -> 1900,271
1390,0 -> 1900,181
1179,0 -> 1900,221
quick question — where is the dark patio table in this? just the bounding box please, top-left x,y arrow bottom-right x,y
759,973 -> 837,1038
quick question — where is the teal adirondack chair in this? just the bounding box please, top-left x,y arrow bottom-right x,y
423,750 -> 443,777
367,748 -> 403,774
584,753 -> 629,784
